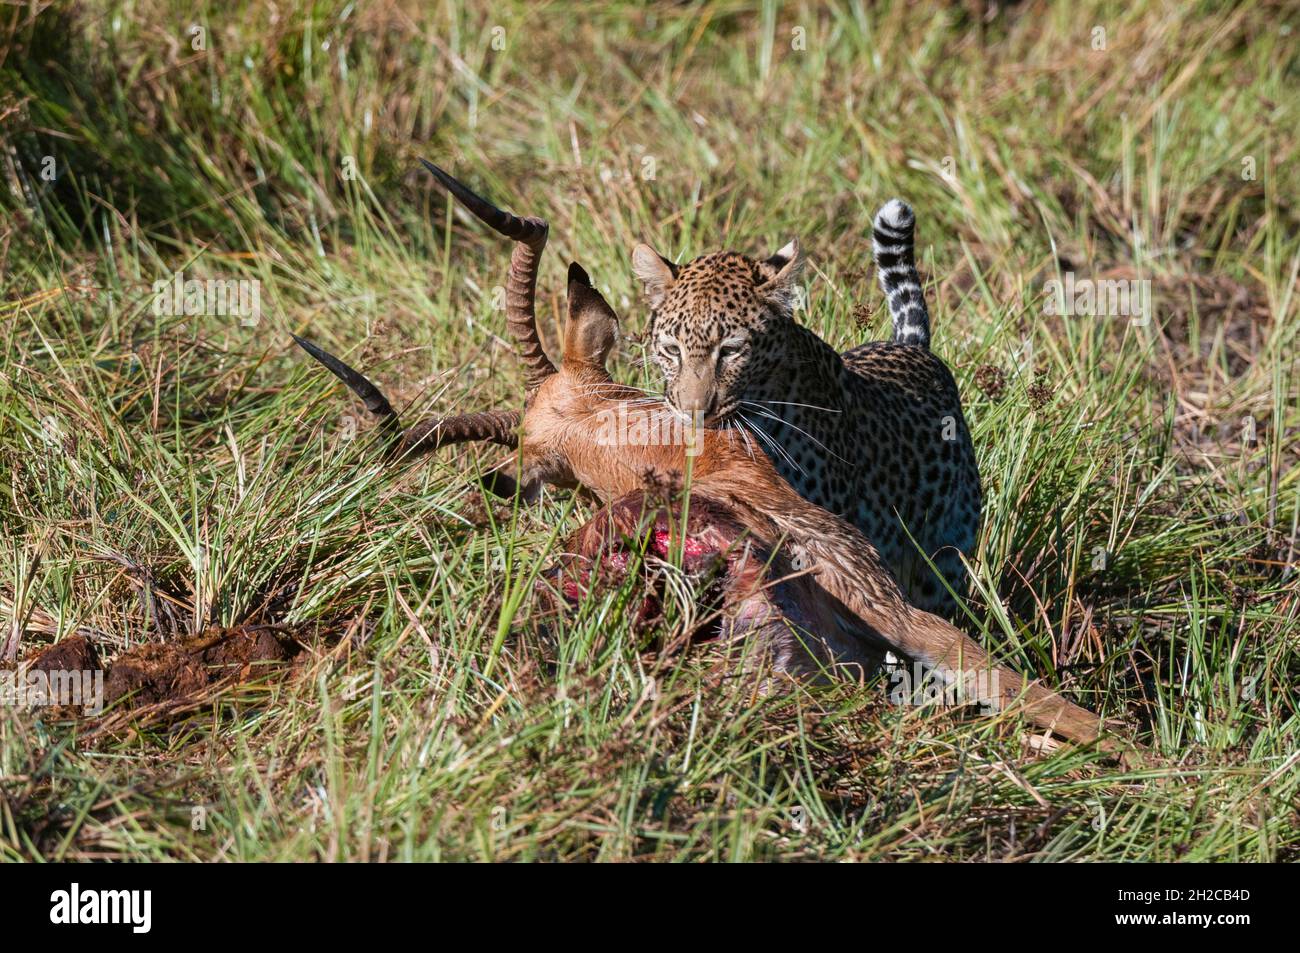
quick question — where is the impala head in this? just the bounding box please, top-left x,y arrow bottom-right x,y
295,160 -> 664,501
631,240 -> 804,425
507,262 -> 627,494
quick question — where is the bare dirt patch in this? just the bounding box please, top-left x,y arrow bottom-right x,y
100,625 -> 299,707
19,625 -> 302,722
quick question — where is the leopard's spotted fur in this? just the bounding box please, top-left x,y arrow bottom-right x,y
632,201 -> 980,615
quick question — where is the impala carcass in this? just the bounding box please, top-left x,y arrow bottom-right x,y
294,160 -> 1131,756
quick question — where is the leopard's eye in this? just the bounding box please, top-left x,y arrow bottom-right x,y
661,341 -> 681,362
719,341 -> 745,361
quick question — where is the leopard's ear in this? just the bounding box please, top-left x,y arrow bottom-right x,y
764,239 -> 801,273
631,243 -> 678,309
757,238 -> 804,311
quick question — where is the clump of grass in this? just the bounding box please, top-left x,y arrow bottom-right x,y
0,0 -> 1296,861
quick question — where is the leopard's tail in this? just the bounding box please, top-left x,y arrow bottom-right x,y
873,199 -> 930,348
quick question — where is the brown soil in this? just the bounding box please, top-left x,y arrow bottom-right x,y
24,625 -> 300,712
27,633 -> 99,675
102,626 -> 299,707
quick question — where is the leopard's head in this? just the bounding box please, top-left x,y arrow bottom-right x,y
631,240 -> 803,426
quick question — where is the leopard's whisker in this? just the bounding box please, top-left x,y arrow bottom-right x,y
730,415 -> 758,462
739,401 -> 847,463
747,397 -> 841,414
738,411 -> 803,476
746,417 -> 800,475
733,417 -> 759,462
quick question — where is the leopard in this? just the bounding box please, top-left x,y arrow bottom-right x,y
630,199 -> 981,617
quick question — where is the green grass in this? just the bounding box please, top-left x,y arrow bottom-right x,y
1,0 -> 1297,861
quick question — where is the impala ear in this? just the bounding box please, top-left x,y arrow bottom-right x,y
631,243 -> 678,308
757,238 -> 804,311
563,262 -> 620,371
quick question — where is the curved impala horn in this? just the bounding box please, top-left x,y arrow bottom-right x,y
419,158 -> 556,392
292,334 -> 403,444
